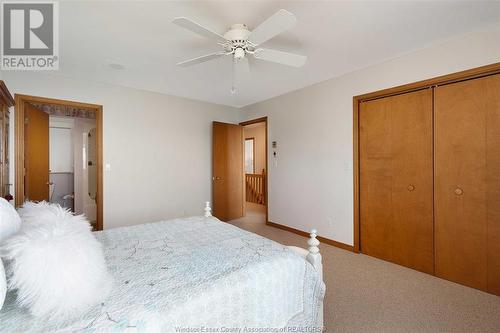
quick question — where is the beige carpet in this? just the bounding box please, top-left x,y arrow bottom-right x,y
230,206 -> 500,333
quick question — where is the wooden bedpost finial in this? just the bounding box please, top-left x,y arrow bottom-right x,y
308,229 -> 320,254
204,201 -> 212,217
306,229 -> 322,275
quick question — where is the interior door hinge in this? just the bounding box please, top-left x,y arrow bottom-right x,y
24,117 -> 28,125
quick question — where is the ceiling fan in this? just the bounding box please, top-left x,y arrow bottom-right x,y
173,9 -> 307,91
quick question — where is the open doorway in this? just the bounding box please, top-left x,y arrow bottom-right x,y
15,95 -> 103,230
241,119 -> 267,223
47,115 -> 97,222
211,117 -> 268,224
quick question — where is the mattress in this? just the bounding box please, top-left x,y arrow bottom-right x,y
0,216 -> 325,332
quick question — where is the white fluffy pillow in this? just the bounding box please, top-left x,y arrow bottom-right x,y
0,197 -> 20,311
1,201 -> 113,320
0,197 -> 21,243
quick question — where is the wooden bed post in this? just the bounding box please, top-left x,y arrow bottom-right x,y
286,229 -> 323,277
286,229 -> 324,329
306,229 -> 324,329
306,229 -> 323,277
204,201 -> 212,217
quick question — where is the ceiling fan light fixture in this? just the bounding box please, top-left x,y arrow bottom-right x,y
234,47 -> 246,61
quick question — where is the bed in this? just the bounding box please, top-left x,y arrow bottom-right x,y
0,202 -> 325,332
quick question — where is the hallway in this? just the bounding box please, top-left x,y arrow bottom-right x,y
230,202 -> 266,225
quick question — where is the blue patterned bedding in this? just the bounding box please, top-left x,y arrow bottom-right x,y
0,216 -> 325,332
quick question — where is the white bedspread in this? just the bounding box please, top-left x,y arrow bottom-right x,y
0,216 -> 325,332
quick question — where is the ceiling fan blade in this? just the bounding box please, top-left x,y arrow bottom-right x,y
177,52 -> 226,67
172,17 -> 226,43
248,9 -> 297,46
254,48 -> 307,68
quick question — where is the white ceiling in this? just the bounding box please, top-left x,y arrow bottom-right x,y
58,1 -> 500,107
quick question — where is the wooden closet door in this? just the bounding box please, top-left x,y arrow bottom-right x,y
435,74 -> 500,295
360,89 -> 434,274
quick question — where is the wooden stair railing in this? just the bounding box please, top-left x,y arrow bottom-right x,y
245,172 -> 266,205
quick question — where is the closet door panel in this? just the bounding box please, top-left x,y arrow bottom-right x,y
485,75 -> 500,295
360,89 -> 434,273
360,99 -> 393,262
390,90 -> 434,273
435,74 -> 500,294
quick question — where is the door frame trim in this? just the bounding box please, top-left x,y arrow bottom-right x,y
0,81 -> 15,107
239,116 -> 268,223
14,94 -> 104,230
353,61 -> 500,253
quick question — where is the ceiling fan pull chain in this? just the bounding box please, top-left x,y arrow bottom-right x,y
231,60 -> 237,95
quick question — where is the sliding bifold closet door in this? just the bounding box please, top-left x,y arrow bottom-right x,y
359,72 -> 500,296
434,74 -> 500,295
360,89 -> 434,274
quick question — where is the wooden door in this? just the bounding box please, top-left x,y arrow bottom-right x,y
25,104 -> 49,202
212,122 -> 244,221
360,89 -> 434,274
3,107 -> 10,197
435,74 -> 500,295
0,103 -> 4,196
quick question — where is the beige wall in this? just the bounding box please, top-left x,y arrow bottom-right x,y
244,122 -> 266,174
4,71 -> 239,229
240,23 -> 500,246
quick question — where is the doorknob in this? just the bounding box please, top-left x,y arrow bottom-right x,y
407,185 -> 415,192
454,187 -> 464,196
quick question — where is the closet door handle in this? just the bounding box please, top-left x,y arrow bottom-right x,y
454,187 -> 464,196
407,185 -> 415,192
